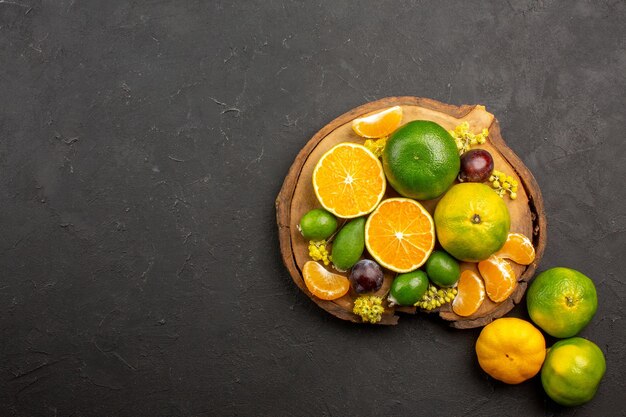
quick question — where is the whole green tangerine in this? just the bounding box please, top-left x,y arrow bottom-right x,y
382,120 -> 460,200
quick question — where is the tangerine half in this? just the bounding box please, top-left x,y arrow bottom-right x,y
312,143 -> 386,218
365,198 -> 435,273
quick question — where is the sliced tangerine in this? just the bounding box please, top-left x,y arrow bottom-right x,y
478,255 -> 517,303
302,261 -> 350,300
495,233 -> 536,265
452,270 -> 486,317
365,198 -> 435,273
352,106 -> 403,138
312,143 -> 386,218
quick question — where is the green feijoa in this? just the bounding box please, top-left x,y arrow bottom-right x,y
388,270 -> 429,306
331,217 -> 365,271
299,208 -> 338,240
425,250 -> 460,287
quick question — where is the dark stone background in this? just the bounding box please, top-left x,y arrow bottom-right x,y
1,1 -> 624,416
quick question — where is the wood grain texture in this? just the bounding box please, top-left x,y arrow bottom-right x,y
276,97 -> 546,328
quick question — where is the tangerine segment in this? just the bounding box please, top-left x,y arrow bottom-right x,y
478,255 -> 517,303
302,261 -> 350,300
495,233 -> 536,265
452,270 -> 486,317
313,143 -> 386,219
352,106 -> 403,138
365,198 -> 435,273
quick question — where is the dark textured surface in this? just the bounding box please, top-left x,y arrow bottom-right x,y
0,1 -> 624,416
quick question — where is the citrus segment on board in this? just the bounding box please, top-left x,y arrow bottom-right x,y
495,233 -> 536,265
351,106 -> 403,138
478,256 -> 517,303
312,143 -> 386,218
365,198 -> 435,273
452,270 -> 486,317
302,261 -> 350,300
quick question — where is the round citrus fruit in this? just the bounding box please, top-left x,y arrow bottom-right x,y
298,208 -> 338,240
312,143 -> 386,218
382,120 -> 460,200
452,270 -> 485,317
527,267 -> 598,338
434,183 -> 510,262
352,106 -> 403,138
425,250 -> 460,287
475,317 -> 546,384
541,337 -> 606,406
302,261 -> 350,300
365,198 -> 435,273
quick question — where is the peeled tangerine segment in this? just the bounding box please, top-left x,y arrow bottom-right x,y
302,261 -> 350,301
478,256 -> 517,303
351,106 -> 403,138
495,233 -> 536,265
452,270 -> 486,317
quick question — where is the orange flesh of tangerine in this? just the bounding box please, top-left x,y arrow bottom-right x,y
351,106 -> 403,138
365,198 -> 435,273
302,261 -> 350,300
478,255 -> 517,303
495,233 -> 536,265
313,143 -> 386,218
452,270 -> 486,317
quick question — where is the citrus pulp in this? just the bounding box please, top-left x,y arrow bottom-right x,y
312,143 -> 386,218
478,255 -> 517,303
495,232 -> 535,265
352,106 -> 403,138
364,198 -> 435,273
452,270 -> 485,317
302,261 -> 350,300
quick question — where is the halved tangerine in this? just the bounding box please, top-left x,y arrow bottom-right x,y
352,106 -> 403,138
302,261 -> 350,300
452,270 -> 486,317
495,233 -> 536,265
478,255 -> 517,303
365,198 -> 435,273
312,143 -> 386,218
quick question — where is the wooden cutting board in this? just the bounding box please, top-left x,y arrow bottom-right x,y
276,97 -> 546,328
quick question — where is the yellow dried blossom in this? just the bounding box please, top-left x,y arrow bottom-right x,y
448,122 -> 489,154
353,295 -> 385,323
